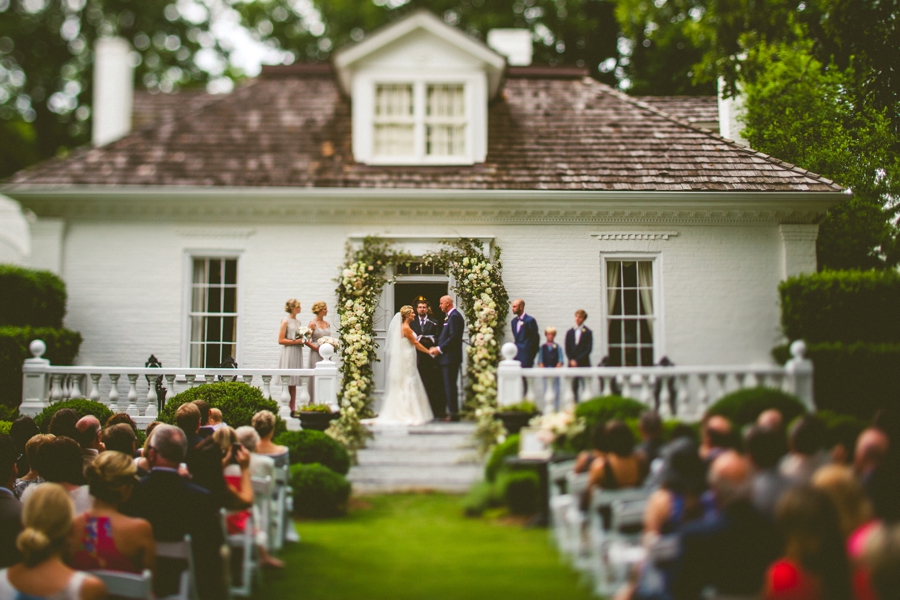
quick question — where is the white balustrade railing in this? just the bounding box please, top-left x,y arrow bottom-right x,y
496,340 -> 814,421
20,340 -> 340,427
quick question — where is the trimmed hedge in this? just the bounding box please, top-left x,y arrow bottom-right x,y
779,270 -> 900,344
485,434 -> 520,483
159,382 -> 285,434
498,470 -> 540,515
274,430 -> 350,475
461,481 -> 502,517
0,326 -> 82,409
704,387 -> 807,430
33,399 -> 113,432
0,266 -> 67,328
0,421 -> 10,435
575,395 -> 647,427
289,462 -> 351,518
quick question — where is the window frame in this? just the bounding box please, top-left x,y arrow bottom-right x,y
599,252 -> 665,366
182,250 -> 243,368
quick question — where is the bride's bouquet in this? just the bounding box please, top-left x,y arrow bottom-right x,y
294,326 -> 311,343
317,336 -> 341,351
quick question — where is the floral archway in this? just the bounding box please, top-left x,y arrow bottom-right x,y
326,237 -> 509,455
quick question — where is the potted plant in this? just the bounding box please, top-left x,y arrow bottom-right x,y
495,401 -> 540,435
296,403 -> 339,431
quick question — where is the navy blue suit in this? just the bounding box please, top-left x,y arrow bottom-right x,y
511,314 -> 540,367
437,308 -> 465,415
565,325 -> 593,401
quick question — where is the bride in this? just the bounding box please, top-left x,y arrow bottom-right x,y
376,305 -> 435,425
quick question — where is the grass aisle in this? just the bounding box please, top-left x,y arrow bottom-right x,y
256,493 -> 594,600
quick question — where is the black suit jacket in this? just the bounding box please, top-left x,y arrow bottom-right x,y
411,316 -> 441,367
437,309 -> 465,366
0,489 -> 22,568
565,326 -> 593,366
511,314 -> 540,367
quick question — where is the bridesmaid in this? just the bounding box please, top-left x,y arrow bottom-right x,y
305,301 -> 332,403
278,299 -> 304,414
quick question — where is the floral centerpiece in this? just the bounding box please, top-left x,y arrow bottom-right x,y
316,336 -> 341,350
530,408 -> 585,452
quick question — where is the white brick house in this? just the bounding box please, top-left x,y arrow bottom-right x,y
1,11 -> 843,408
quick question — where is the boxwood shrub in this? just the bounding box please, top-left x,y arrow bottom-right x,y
0,326 -> 82,410
274,430 -> 350,475
484,434 -> 520,483
33,399 -> 113,432
0,266 -> 67,328
0,421 -> 11,435
498,470 -> 540,515
159,382 -> 285,434
704,387 -> 807,429
289,462 -> 351,518
779,270 -> 900,344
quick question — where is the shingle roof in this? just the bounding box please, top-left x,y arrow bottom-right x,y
634,95 -> 719,126
7,66 -> 840,192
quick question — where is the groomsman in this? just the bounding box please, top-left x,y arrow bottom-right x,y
565,309 -> 593,401
511,299 -> 540,367
430,296 -> 465,421
411,298 -> 446,420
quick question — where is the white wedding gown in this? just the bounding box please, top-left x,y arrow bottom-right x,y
375,313 -> 434,425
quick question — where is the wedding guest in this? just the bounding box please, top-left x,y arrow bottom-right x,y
746,425 -> 791,517
853,428 -> 889,481
14,434 -> 53,499
537,327 -> 563,411
102,424 -> 137,457
208,408 -> 225,430
781,415 -> 829,483
47,408 -> 79,439
700,415 -> 733,463
105,412 -> 138,433
134,422 -> 162,475
75,416 -> 103,470
22,436 -> 91,513
763,486 -> 852,600
193,399 -> 215,439
861,523 -> 900,600
757,409 -> 784,432
70,451 -> 155,575
637,410 -> 665,467
235,426 -> 275,483
278,299 -> 305,414
644,439 -> 710,537
565,309 -> 593,401
588,420 -> 643,491
0,484 -> 106,600
8,417 -> 39,481
175,403 -> 203,452
0,434 -> 22,569
511,298 -> 539,367
252,411 -> 289,468
575,422 -> 608,474
306,301 -> 333,404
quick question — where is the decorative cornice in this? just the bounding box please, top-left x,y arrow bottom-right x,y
176,228 -> 257,238
591,231 -> 679,241
779,224 -> 819,242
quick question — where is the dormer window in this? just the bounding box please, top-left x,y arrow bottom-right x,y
371,82 -> 467,162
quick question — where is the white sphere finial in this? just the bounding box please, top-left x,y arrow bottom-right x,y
789,339 -> 807,360
320,343 -> 335,361
29,339 -> 46,359
501,342 -> 518,361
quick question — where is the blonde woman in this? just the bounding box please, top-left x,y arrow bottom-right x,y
278,299 -> 305,413
70,451 -> 155,575
375,306 -> 434,425
305,301 -> 332,403
0,484 -> 106,599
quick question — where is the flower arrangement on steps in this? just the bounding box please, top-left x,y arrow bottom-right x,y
327,237 -> 510,457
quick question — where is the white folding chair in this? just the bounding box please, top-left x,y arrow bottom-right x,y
155,535 -> 199,600
271,464 -> 296,548
220,507 -> 259,597
547,459 -> 576,552
558,471 -> 590,565
88,569 -> 153,599
251,476 -> 272,551
589,493 -> 649,596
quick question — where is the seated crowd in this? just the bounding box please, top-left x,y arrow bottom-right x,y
0,400 -> 291,600
570,407 -> 900,600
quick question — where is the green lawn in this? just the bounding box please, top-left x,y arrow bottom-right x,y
255,493 -> 595,600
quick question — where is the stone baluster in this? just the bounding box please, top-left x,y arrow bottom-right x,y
69,375 -> 84,399
561,372 -> 576,409
621,374 -> 633,400
279,376 -> 292,419
145,377 -> 158,418
677,374 -> 691,419
185,375 -> 196,389
542,377 -> 556,414
261,376 -> 272,400
314,344 -> 340,411
524,374 -> 536,402
600,376 -> 613,397
696,374 -> 709,413
108,374 -> 121,410
497,344 -> 523,408
715,374 -> 728,403
587,374 -> 600,398
298,377 -> 311,405
164,375 -> 177,405
242,375 -> 253,386
742,372 -> 758,390
659,376 -> 672,418
204,374 -> 215,386
89,374 -> 102,403
638,374 -> 653,406
126,374 -> 139,415
60,376 -> 70,400
49,374 -> 63,404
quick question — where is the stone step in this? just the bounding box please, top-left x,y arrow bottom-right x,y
356,449 -> 479,466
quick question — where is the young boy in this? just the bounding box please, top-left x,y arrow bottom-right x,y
538,327 -> 564,411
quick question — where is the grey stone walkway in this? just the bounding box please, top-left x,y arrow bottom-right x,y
348,422 -> 484,494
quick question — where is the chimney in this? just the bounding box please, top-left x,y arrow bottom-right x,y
717,78 -> 748,147
486,29 -> 533,66
92,37 -> 134,147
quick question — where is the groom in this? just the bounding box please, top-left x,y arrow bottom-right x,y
429,295 -> 465,421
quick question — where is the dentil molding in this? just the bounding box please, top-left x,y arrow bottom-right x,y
591,231 -> 679,241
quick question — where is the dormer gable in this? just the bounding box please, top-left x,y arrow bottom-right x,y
333,11 -> 506,166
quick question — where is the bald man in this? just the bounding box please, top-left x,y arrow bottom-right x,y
670,451 -> 781,600
430,296 -> 465,420
75,415 -> 103,469
700,415 -> 733,462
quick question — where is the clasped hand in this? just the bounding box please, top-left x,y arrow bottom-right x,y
428,347 -> 440,357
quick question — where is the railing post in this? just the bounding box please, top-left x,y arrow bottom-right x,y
314,344 -> 339,411
497,343 -> 523,407
279,376 -> 292,420
20,340 -> 50,416
785,340 -> 815,411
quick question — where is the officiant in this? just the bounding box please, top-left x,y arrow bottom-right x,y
411,297 -> 446,420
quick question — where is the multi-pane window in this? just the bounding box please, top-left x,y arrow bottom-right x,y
189,258 -> 237,368
373,84 -> 415,156
426,84 -> 466,157
372,82 -> 467,160
606,260 -> 655,367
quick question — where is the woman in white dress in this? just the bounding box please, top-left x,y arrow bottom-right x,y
305,301 -> 332,403
376,305 -> 435,425
277,299 -> 305,414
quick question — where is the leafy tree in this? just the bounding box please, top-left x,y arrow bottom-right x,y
234,0 -> 622,86
741,42 -> 900,269
0,0 -> 227,179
